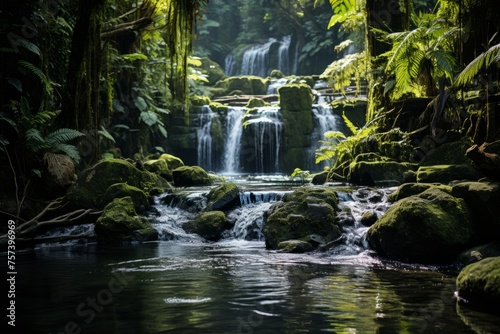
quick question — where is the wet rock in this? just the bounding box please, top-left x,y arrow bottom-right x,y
95,197 -> 157,242
144,159 -> 170,180
311,171 -> 328,185
172,166 -> 213,187
278,240 -> 314,253
360,210 -> 378,227
264,187 -> 340,250
206,182 -> 240,211
183,211 -> 228,241
102,183 -> 149,212
367,188 -> 475,263
416,164 -> 483,184
159,153 -> 184,170
456,256 -> 500,314
66,158 -> 170,210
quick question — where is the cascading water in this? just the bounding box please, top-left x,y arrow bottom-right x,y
197,105 -> 216,171
241,38 -> 277,77
222,107 -> 245,173
224,52 -> 236,76
244,107 -> 283,173
277,35 -> 292,75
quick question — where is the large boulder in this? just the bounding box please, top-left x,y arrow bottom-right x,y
264,187 -> 341,250
206,182 -> 240,211
102,183 -> 149,212
348,161 -> 417,186
416,164 -> 483,184
144,159 -> 170,180
451,181 -> 500,241
367,188 -> 475,263
387,183 -> 452,202
183,211 -> 228,241
456,257 -> 500,313
66,159 -> 170,210
278,83 -> 313,111
95,197 -> 157,242
159,153 -> 185,170
418,139 -> 473,166
172,166 -> 212,187
199,57 -> 226,85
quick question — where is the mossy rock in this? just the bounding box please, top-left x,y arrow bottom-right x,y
206,182 -> 240,211
66,159 -> 170,210
360,210 -> 378,227
311,171 -> 328,185
451,181 -> 500,241
183,211 -> 228,241
278,83 -> 313,111
269,69 -> 285,78
264,187 -> 340,249
172,166 -> 212,187
219,76 -> 268,95
416,164 -> 484,184
354,153 -> 393,163
277,240 -> 314,253
387,183 -> 452,202
102,183 -> 149,212
159,153 -> 185,170
246,97 -> 267,108
95,197 -> 157,242
367,188 -> 475,263
419,139 -> 473,166
348,161 -> 417,186
199,57 -> 226,85
190,95 -> 211,106
144,159 -> 170,179
456,257 -> 500,313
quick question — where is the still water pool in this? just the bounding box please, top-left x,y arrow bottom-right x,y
12,240 -> 500,334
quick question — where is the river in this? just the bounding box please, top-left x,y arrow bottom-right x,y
7,180 -> 500,333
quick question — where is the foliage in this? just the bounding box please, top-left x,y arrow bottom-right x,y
382,12 -> 459,98
321,51 -> 366,95
291,168 -> 311,183
454,42 -> 500,87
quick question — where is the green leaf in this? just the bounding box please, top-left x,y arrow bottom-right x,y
134,96 -> 148,112
122,53 -> 148,61
140,111 -> 158,126
98,126 -> 116,143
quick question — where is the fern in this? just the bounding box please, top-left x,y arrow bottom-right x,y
51,143 -> 82,164
44,128 -> 85,147
18,60 -> 52,93
342,112 -> 358,135
455,43 -> 500,86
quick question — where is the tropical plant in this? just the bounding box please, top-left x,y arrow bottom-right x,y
321,51 -> 366,96
381,12 -> 459,99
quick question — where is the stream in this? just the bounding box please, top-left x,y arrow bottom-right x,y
7,179 -> 500,333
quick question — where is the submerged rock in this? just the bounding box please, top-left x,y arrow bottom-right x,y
456,256 -> 500,314
367,188 -> 475,263
264,187 -> 340,250
183,211 -> 228,241
206,182 -> 240,211
66,158 -> 170,210
172,166 -> 212,187
278,240 -> 314,253
95,196 -> 157,242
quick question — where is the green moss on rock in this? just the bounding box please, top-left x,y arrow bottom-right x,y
183,211 -> 228,241
387,183 -> 452,202
348,161 -> 417,186
102,183 -> 149,212
95,197 -> 157,242
419,139 -> 473,166
278,83 -> 313,111
66,159 -> 170,210
159,154 -> 184,170
206,182 -> 240,211
416,164 -> 483,184
172,166 -> 212,187
264,187 -> 340,249
278,240 -> 314,253
246,97 -> 267,108
456,257 -> 500,313
367,188 -> 475,263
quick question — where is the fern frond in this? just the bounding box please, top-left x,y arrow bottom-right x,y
52,143 -> 81,164
455,43 -> 500,86
18,60 -> 52,93
24,128 -> 45,152
342,112 -> 358,135
44,128 -> 85,147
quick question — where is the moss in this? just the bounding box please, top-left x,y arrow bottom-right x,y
416,164 -> 483,183
159,153 -> 184,170
387,183 -> 452,202
264,187 -> 340,249
278,83 -> 313,111
191,95 -> 211,106
218,76 -> 269,95
269,69 -> 285,78
183,211 -> 227,241
66,159 -> 170,210
367,188 -> 475,263
102,183 -> 149,212
246,97 -> 267,108
348,161 -> 417,186
172,166 -> 212,187
456,257 -> 500,313
277,240 -> 314,253
95,196 -> 157,242
419,139 -> 473,166
144,159 -> 169,178
206,182 -> 240,211
199,57 -> 226,85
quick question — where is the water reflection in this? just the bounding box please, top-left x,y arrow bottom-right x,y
11,241 -> 500,334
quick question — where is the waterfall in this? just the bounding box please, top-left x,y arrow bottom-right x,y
197,105 -> 216,171
224,52 -> 236,76
277,35 -> 291,75
244,107 -> 283,173
308,104 -> 345,170
241,38 -> 277,77
223,107 -> 245,173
